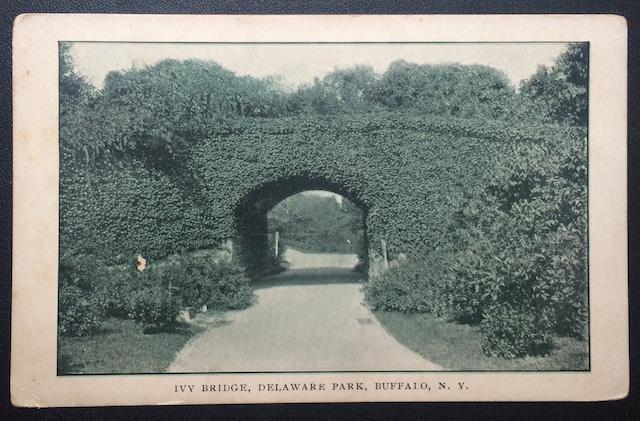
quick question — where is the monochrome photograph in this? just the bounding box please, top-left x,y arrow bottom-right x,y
11,14 -> 628,406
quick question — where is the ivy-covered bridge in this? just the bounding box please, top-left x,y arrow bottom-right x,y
61,112 -> 582,277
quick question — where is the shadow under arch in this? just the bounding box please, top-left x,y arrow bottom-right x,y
232,174 -> 370,278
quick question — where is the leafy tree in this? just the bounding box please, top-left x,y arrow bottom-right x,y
290,66 -> 378,114
59,42 -> 94,117
518,43 -> 588,126
267,193 -> 364,253
318,66 -> 379,113
61,59 -> 293,164
289,77 -> 341,114
59,42 -> 98,163
370,60 -> 515,119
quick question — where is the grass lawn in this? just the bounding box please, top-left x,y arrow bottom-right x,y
58,318 -> 205,374
374,310 -> 589,371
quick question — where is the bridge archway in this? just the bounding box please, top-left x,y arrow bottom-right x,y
58,114 -> 579,277
232,174 -> 370,277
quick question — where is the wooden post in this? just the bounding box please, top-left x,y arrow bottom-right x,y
274,231 -> 279,257
381,239 -> 389,269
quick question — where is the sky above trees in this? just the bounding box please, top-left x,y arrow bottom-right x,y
70,42 -> 568,90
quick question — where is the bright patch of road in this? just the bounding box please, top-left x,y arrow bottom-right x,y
168,252 -> 442,372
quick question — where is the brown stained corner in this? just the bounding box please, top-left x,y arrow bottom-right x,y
15,129 -> 32,144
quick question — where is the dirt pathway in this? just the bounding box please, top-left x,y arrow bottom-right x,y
168,264 -> 442,372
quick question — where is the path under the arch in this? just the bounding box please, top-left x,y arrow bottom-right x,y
167,249 -> 442,372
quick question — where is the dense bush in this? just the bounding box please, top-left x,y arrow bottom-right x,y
365,132 -> 587,358
92,267 -> 137,319
58,282 -> 102,337
445,136 -> 587,356
127,287 -> 182,328
57,255 -> 104,336
100,264 -> 184,328
60,258 -> 165,332
364,254 -> 450,315
59,253 -> 256,333
480,303 -> 554,358
450,138 -> 587,323
169,257 -> 255,311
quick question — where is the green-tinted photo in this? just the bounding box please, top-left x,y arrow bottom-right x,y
57,42 -> 589,374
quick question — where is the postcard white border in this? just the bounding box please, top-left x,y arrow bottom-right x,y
12,14 -> 628,406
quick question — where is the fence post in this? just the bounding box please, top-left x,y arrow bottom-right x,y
381,239 -> 389,269
274,231 -> 279,257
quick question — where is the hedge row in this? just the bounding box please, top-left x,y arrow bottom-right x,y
60,150 -> 217,263
58,255 -> 254,337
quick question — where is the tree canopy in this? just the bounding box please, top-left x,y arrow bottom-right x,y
519,43 -> 588,126
267,193 -> 365,254
59,42 -> 589,167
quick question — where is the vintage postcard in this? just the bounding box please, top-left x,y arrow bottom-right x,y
11,14 -> 628,406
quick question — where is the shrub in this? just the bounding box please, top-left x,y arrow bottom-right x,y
446,136 -> 588,355
213,262 -> 255,309
127,287 -> 182,328
171,256 -> 254,311
59,254 -> 100,291
59,251 -> 256,332
60,254 -> 183,330
58,282 -> 102,337
118,264 -> 183,328
58,255 -> 105,336
364,253 -> 451,315
92,267 -> 138,319
480,303 -> 553,358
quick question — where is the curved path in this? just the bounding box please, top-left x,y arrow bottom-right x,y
168,255 -> 442,372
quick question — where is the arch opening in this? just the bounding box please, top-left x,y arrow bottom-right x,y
232,176 -> 369,278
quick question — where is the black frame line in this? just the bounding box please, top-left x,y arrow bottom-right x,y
65,41 -> 586,44
56,40 -> 591,376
